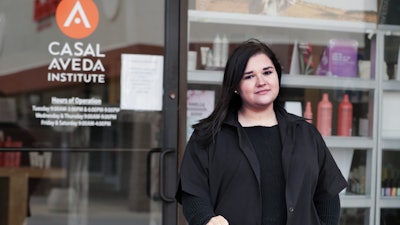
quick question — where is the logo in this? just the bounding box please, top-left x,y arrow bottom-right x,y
56,0 -> 99,39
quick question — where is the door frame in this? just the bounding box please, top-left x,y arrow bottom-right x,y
162,0 -> 187,224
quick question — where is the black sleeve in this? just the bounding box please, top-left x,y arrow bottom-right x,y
314,129 -> 348,200
181,191 -> 216,225
315,194 -> 341,225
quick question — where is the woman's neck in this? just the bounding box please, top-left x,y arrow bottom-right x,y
238,107 -> 278,127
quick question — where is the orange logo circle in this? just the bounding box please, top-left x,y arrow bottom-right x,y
56,0 -> 99,39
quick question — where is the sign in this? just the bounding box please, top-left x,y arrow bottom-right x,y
56,0 -> 99,39
120,54 -> 164,111
186,90 -> 215,141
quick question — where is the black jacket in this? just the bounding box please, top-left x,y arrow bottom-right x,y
177,106 -> 348,225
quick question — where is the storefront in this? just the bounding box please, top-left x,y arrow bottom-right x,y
1,1 -> 400,225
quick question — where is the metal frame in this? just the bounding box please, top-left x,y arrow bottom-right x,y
163,0 -> 187,224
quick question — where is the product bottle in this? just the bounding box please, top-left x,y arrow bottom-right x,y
205,49 -> 213,68
337,94 -> 353,136
390,178 -> 397,196
382,179 -> 387,196
317,93 -> 332,136
397,177 -> 400,197
221,34 -> 229,67
386,179 -> 394,196
0,130 -> 3,147
303,101 -> 313,124
212,34 -> 221,67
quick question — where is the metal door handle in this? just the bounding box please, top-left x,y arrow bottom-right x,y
146,148 -> 162,200
159,148 -> 176,203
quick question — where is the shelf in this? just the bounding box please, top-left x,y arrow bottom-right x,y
381,139 -> 400,150
0,167 -> 66,179
188,70 -> 377,90
382,80 -> 400,91
340,195 -> 373,208
377,24 -> 400,33
189,10 -> 376,34
282,75 -> 376,90
188,69 -> 223,85
324,136 -> 374,149
378,197 -> 400,208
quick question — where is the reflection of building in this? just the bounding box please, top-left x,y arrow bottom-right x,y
0,96 -> 34,166
0,97 -> 17,123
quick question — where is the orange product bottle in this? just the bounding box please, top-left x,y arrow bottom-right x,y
337,94 -> 353,136
303,101 -> 313,124
317,93 -> 332,136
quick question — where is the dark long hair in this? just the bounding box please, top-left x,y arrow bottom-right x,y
193,38 -> 283,145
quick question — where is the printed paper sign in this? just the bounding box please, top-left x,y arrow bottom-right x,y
120,54 -> 163,111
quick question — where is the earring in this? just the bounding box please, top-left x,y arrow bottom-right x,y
234,90 -> 238,94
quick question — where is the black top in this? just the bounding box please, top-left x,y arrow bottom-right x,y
244,125 -> 286,224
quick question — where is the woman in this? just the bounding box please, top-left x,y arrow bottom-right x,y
176,39 -> 347,225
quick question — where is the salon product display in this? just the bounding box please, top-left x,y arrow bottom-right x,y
381,164 -> 400,197
313,93 -> 356,137
200,34 -> 230,69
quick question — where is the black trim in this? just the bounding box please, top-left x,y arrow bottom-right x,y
163,0 -> 187,224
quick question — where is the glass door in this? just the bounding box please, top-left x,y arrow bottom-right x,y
0,1 -> 183,225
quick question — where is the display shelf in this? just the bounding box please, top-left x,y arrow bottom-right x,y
382,80 -> 400,91
188,69 -> 223,84
381,139 -> 400,150
282,75 -> 376,90
324,137 -> 374,149
379,197 -> 400,208
189,10 -> 376,34
188,7 -> 381,225
377,24 -> 400,33
375,28 -> 400,225
340,195 -> 374,208
188,70 -> 377,90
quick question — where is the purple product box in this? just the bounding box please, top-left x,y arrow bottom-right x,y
316,39 -> 358,77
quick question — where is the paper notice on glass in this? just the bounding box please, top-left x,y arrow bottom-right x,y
120,54 -> 163,111
186,90 -> 215,141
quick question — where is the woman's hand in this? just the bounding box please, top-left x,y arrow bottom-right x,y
206,215 -> 229,225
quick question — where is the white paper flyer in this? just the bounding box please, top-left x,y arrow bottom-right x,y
120,54 -> 163,111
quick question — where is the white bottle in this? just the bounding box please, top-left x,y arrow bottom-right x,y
221,34 -> 229,67
213,34 -> 221,67
206,49 -> 213,68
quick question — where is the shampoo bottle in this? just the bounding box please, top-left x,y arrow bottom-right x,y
206,49 -> 213,68
303,101 -> 313,124
221,34 -> 229,67
212,34 -> 221,67
337,94 -> 353,136
317,93 -> 332,136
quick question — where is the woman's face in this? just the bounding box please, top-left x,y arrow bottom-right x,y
238,53 -> 280,111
